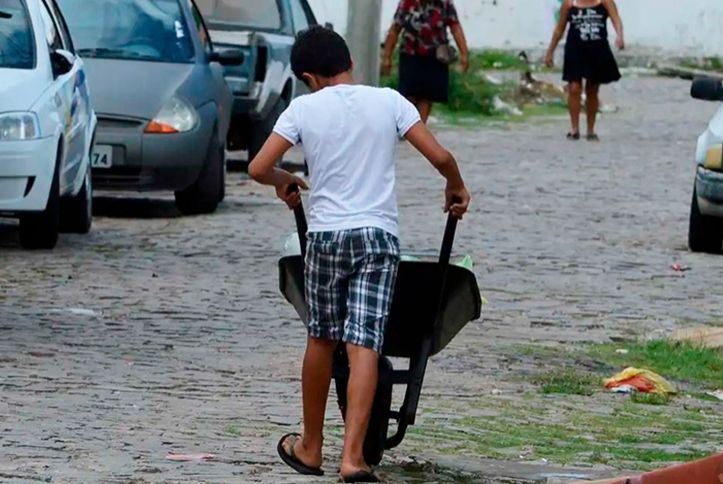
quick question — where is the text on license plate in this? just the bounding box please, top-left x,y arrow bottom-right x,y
92,145 -> 113,168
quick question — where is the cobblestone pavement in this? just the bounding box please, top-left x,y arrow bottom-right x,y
1,76 -> 722,483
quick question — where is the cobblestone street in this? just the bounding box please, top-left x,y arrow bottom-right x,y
1,76 -> 722,483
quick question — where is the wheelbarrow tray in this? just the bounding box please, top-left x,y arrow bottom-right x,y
278,255 -> 482,357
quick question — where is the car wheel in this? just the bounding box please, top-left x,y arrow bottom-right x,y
688,186 -> 723,253
174,129 -> 223,215
248,96 -> 288,163
19,153 -> 61,250
60,163 -> 93,234
218,144 -> 226,203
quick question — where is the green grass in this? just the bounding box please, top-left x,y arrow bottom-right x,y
533,369 -> 599,396
587,340 -> 723,390
679,57 -> 723,72
381,49 -> 565,120
631,392 -> 672,406
410,398 -> 720,470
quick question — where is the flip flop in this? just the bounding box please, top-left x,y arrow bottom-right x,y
586,133 -> 600,142
339,469 -> 380,482
277,433 -> 324,476
566,132 -> 580,141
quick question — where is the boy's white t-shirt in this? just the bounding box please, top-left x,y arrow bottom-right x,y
273,84 -> 421,238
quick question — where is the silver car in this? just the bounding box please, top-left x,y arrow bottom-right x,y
57,0 -> 243,215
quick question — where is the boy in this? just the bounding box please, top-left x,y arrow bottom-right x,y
248,27 -> 470,483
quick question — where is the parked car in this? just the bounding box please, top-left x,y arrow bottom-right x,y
0,0 -> 96,249
195,0 -> 318,163
689,78 -> 723,253
57,0 -> 244,215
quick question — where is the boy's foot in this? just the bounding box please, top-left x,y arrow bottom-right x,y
339,469 -> 380,482
566,132 -> 580,141
586,133 -> 600,142
277,433 -> 324,476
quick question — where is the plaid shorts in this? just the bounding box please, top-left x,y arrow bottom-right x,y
305,227 -> 400,354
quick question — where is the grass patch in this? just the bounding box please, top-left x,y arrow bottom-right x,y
381,49 -> 565,121
631,392 -> 672,406
533,369 -> 599,396
679,57 -> 723,72
587,340 -> 723,390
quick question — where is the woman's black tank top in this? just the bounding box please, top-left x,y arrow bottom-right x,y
566,2 -> 609,45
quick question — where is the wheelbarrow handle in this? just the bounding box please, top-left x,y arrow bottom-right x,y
288,184 -> 308,260
438,198 -> 462,266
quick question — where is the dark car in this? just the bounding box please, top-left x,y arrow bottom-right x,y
196,0 -> 318,162
57,0 -> 243,215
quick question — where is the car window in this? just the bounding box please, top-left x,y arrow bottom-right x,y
188,0 -> 211,55
196,0 -> 282,31
0,0 -> 35,69
57,0 -> 195,63
289,0 -> 309,33
39,0 -> 62,51
47,0 -> 74,52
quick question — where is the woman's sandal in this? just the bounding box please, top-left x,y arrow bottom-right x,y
277,433 -> 324,476
339,469 -> 381,482
586,133 -> 600,142
566,132 -> 581,141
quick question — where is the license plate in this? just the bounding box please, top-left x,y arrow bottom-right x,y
92,145 -> 113,168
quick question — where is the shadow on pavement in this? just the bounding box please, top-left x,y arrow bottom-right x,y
93,196 -> 180,219
0,219 -> 19,248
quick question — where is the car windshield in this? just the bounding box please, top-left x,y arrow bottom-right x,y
196,0 -> 282,31
57,0 -> 194,63
0,0 -> 35,69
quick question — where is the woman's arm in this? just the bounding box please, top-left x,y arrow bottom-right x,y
450,23 -> 469,73
545,0 -> 572,67
382,24 -> 401,76
603,0 -> 625,49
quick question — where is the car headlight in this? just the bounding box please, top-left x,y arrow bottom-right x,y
0,112 -> 40,141
144,96 -> 198,134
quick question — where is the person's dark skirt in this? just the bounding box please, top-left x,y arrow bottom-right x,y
563,42 -> 621,84
398,53 -> 450,103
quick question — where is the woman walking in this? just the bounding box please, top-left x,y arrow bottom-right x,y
382,0 -> 469,123
545,0 -> 624,141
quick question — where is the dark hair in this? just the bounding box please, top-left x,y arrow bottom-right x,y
291,26 -> 352,81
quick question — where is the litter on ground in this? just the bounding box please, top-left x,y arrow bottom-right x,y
604,367 -> 676,395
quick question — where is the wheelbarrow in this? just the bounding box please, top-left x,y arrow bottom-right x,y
278,192 -> 482,465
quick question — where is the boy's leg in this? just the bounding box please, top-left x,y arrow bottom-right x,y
340,343 -> 379,475
282,336 -> 337,467
340,228 -> 400,476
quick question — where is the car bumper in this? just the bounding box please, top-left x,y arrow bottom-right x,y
0,137 -> 57,213
696,166 -> 723,217
92,116 -> 212,191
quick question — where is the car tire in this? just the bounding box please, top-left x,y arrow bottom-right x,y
174,129 -> 223,215
60,163 -> 93,234
19,152 -> 61,250
218,145 -> 226,203
688,186 -> 723,253
248,96 -> 288,163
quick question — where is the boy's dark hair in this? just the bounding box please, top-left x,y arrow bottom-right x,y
291,26 -> 352,81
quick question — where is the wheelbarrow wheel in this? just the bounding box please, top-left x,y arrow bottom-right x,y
334,355 -> 394,466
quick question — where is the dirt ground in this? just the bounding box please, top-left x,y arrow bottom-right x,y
1,76 -> 722,483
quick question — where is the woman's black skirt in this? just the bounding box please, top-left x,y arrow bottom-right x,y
398,53 -> 450,103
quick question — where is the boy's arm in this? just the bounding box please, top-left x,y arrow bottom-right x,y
404,122 -> 471,219
248,133 -> 308,208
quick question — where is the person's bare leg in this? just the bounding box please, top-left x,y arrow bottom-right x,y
568,80 -> 583,136
282,336 -> 337,468
417,100 -> 433,124
339,343 -> 379,477
585,81 -> 600,137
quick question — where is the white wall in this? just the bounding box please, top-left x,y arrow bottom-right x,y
307,0 -> 723,57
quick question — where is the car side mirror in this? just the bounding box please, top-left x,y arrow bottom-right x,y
691,78 -> 723,101
50,49 -> 75,78
210,49 -> 244,67
324,22 -> 334,31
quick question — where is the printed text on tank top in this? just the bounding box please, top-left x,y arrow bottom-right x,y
569,2 -> 607,42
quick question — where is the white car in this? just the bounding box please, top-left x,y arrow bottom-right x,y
0,0 -> 96,249
689,78 -> 723,253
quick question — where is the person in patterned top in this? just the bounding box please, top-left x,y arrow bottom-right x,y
382,0 -> 469,123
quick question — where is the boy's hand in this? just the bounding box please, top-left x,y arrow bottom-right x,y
445,183 -> 471,219
276,175 -> 308,209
